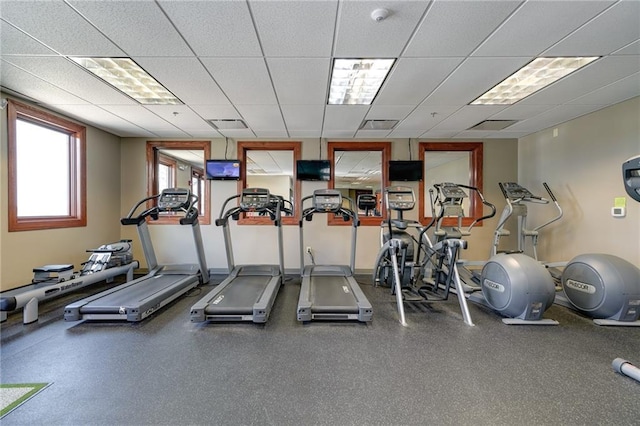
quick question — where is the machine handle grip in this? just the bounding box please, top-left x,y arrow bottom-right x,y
543,182 -> 557,202
498,182 -> 508,199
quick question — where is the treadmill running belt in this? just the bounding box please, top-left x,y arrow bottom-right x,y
79,275 -> 193,313
204,275 -> 273,314
310,276 -> 357,308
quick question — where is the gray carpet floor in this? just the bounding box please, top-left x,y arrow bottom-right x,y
1,275 -> 639,425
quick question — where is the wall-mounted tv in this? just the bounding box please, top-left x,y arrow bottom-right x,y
389,160 -> 423,181
296,160 -> 331,181
205,159 -> 241,180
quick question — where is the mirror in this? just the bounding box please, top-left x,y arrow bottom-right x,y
237,141 -> 301,225
328,141 -> 391,225
419,142 -> 483,227
146,140 -> 211,225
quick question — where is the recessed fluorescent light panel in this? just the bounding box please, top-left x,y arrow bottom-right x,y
328,59 -> 395,105
70,57 -> 182,105
471,57 -> 599,105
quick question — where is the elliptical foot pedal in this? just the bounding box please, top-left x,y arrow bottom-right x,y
501,318 -> 559,326
401,290 -> 423,302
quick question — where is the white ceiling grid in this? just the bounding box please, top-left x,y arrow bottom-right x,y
0,0 -> 638,140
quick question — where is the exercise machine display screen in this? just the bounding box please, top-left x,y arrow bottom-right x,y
439,183 -> 468,200
313,191 -> 342,212
502,182 -> 534,200
386,187 -> 415,211
158,188 -> 191,211
240,188 -> 271,211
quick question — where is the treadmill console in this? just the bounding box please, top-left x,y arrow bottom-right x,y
240,188 -> 271,211
385,186 -> 415,211
501,182 -> 535,200
313,189 -> 342,212
622,156 -> 640,202
439,183 -> 468,200
158,188 -> 191,211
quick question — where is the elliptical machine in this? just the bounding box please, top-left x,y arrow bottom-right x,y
480,182 -> 559,325
372,185 -> 474,327
559,159 -> 640,326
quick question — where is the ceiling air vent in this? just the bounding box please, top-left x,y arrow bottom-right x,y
207,119 -> 247,130
468,120 -> 518,131
359,119 -> 399,130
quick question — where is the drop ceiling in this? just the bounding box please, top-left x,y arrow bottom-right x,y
1,0 -> 638,140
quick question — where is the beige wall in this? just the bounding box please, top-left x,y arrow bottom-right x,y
1,95 -> 123,291
119,137 -> 517,273
518,96 -> 640,266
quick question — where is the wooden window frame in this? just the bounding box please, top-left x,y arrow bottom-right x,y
7,99 -> 87,232
146,140 -> 211,225
237,141 -> 301,226
328,141 -> 391,226
419,142 -> 484,227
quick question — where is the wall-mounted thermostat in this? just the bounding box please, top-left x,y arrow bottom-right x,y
611,206 -> 626,217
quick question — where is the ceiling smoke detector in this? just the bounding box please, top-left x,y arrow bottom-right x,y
371,8 -> 390,22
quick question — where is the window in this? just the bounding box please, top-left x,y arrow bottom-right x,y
328,141 -> 391,226
191,167 -> 205,216
7,100 -> 86,232
146,141 -> 211,225
157,154 -> 176,192
237,141 -> 301,225
419,142 -> 483,227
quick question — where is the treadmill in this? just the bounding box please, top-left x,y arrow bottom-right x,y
64,188 -> 209,322
296,189 -> 373,322
190,188 -> 284,323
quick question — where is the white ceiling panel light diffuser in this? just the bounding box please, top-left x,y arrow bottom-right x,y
472,57 -> 600,105
328,59 -> 396,105
70,57 -> 182,105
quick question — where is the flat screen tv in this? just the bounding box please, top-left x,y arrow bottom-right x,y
205,159 -> 241,180
389,161 -> 423,181
296,160 -> 331,181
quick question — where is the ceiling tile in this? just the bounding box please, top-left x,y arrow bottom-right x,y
323,105 -> 368,133
236,105 -> 286,133
0,22 -> 57,55
158,0 -> 262,57
101,105 -> 186,134
144,105 -> 220,134
544,1 -> 640,56
281,105 -> 325,132
421,57 -> 531,106
200,58 -> 277,105
0,60 -> 90,106
508,104 -> 605,132
267,58 -> 331,105
431,105 -> 507,131
0,1 -> 125,56
190,105 -> 241,120
375,58 -> 464,105
2,56 -> 137,105
250,1 -> 337,57
334,1 -> 429,57
365,105 -> 416,120
567,72 -> 640,106
48,104 -> 156,137
520,56 -> 640,105
67,1 -> 193,56
473,1 -> 615,56
405,1 -> 521,57
133,57 -> 230,105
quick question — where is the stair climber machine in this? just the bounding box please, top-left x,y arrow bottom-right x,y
190,188 -> 285,323
1,240 -> 138,324
297,189 -> 372,322
372,185 -> 476,326
64,188 -> 209,322
611,155 -> 640,384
